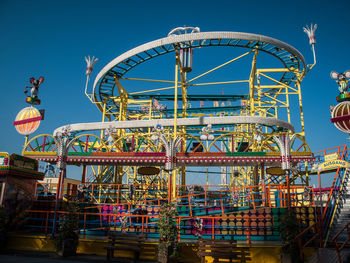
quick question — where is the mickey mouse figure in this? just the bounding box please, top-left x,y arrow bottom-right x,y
24,76 -> 44,105
330,71 -> 350,93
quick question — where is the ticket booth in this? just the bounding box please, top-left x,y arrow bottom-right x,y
0,152 -> 44,206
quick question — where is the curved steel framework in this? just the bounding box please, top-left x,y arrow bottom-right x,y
92,31 -> 306,116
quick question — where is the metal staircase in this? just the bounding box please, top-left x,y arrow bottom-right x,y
306,168 -> 350,263
322,166 -> 350,246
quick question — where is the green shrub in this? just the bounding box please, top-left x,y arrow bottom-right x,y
55,202 -> 79,253
279,210 -> 301,262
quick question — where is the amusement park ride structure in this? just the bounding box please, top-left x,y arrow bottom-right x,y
22,27 -> 316,202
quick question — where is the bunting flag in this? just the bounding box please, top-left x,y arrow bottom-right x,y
200,101 -> 204,108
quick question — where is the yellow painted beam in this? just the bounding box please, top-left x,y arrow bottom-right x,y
257,68 -> 298,73
129,85 -> 176,95
189,80 -> 249,86
23,152 -> 57,156
121,77 -> 175,83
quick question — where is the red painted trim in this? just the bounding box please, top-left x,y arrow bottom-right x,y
13,116 -> 42,125
331,114 -> 350,123
93,152 -> 135,156
134,152 -> 166,156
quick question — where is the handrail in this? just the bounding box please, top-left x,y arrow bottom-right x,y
312,145 -> 346,156
302,145 -> 347,171
295,219 -> 322,261
332,221 -> 350,263
35,182 -> 315,211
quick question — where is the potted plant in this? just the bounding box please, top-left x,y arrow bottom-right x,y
158,202 -> 179,263
279,210 -> 301,263
55,202 -> 79,257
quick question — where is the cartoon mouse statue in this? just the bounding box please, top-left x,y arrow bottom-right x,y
331,70 -> 350,102
24,76 -> 44,105
330,71 -> 350,93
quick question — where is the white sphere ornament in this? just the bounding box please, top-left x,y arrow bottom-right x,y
331,101 -> 350,134
200,134 -> 207,140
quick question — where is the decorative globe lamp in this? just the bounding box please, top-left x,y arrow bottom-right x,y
13,107 -> 42,135
331,101 -> 350,134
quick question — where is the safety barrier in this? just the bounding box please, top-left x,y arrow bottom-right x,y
24,206 -> 317,244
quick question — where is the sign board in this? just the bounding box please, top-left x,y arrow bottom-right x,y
137,166 -> 160,176
0,152 -> 9,167
9,154 -> 38,171
319,159 -> 350,171
266,166 -> 286,176
324,152 -> 339,162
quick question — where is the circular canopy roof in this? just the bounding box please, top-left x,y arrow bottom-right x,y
93,31 -> 306,112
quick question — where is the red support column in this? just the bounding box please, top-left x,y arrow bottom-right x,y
168,172 -> 172,203
82,165 -> 87,183
286,170 -> 291,209
56,168 -> 66,200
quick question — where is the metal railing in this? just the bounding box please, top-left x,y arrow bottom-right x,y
295,219 -> 323,261
333,221 -> 350,263
35,182 -> 316,211
24,207 -> 316,244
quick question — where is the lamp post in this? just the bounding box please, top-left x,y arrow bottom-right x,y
51,127 -> 71,238
158,133 -> 182,201
273,133 -> 297,209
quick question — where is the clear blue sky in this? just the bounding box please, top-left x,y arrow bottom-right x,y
0,0 -> 349,184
